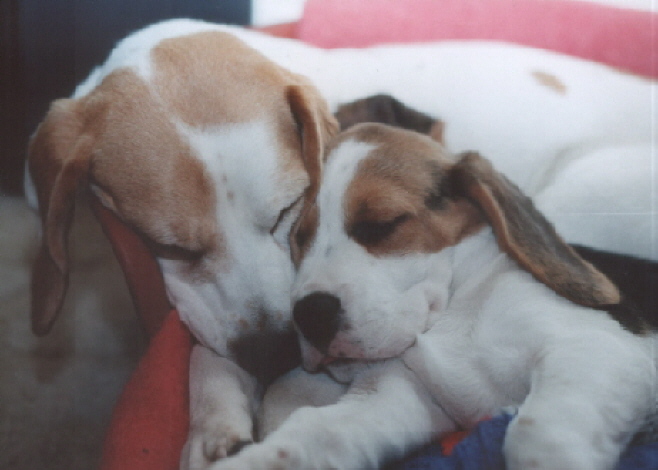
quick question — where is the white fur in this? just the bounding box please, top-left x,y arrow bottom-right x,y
163,120 -> 304,355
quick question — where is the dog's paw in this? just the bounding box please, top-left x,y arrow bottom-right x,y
504,413 -> 604,470
209,441 -> 306,470
180,426 -> 253,470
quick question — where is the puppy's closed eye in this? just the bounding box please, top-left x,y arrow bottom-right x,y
350,214 -> 410,246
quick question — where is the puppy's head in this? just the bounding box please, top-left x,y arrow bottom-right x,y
291,123 -> 619,372
27,30 -> 337,352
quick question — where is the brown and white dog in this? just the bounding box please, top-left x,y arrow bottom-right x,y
24,19 -> 337,469
214,123 -> 657,470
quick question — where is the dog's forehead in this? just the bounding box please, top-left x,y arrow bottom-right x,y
151,31 -> 310,204
151,30 -> 308,175
181,119 -> 308,225
151,31 -> 297,126
323,125 -> 451,223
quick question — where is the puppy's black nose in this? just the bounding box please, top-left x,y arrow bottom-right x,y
293,292 -> 342,352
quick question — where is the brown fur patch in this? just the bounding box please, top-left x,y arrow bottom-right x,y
86,69 -> 220,260
342,125 -> 484,256
153,31 -> 291,126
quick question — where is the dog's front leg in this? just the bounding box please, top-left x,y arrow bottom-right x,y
180,344 -> 259,470
211,359 -> 455,470
504,334 -> 654,470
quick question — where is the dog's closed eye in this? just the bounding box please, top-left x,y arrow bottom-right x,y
149,240 -> 205,262
350,214 -> 410,246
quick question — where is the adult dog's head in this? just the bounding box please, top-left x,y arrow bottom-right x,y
26,21 -> 337,363
291,123 -> 620,372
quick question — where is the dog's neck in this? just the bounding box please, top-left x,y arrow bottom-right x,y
442,227 -> 521,315
452,227 -> 511,281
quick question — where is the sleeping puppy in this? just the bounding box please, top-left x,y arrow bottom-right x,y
334,93 -> 658,331
24,19 -> 337,469
213,123 -> 656,470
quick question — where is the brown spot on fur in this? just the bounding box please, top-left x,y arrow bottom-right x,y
517,416 -> 535,426
532,70 -> 567,95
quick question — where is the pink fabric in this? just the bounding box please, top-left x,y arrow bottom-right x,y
298,0 -> 657,78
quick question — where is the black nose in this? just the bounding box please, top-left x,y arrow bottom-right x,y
293,292 -> 342,352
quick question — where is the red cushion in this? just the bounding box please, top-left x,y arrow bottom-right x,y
100,310 -> 192,470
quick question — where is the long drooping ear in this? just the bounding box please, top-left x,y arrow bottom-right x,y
450,151 -> 620,307
286,85 -> 338,265
27,98 -> 96,335
286,84 -> 339,191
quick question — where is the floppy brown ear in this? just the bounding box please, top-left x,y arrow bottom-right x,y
451,151 -> 620,307
27,98 -> 95,335
286,84 -> 339,191
334,94 -> 445,144
286,85 -> 338,265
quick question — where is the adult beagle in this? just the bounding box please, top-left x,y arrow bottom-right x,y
214,123 -> 656,470
24,19 -> 337,469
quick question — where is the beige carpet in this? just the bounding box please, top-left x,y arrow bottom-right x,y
0,195 -> 145,470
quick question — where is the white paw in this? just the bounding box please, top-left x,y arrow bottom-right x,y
180,425 -> 253,470
209,441 -> 306,470
504,414 -> 607,470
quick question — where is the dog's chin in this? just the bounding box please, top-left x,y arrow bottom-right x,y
323,359 -> 370,384
298,339 -> 362,383
299,337 -> 414,384
302,354 -> 373,384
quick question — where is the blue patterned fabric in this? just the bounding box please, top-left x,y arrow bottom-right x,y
398,414 -> 658,470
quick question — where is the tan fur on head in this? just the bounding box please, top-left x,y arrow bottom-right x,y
451,151 -> 621,307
